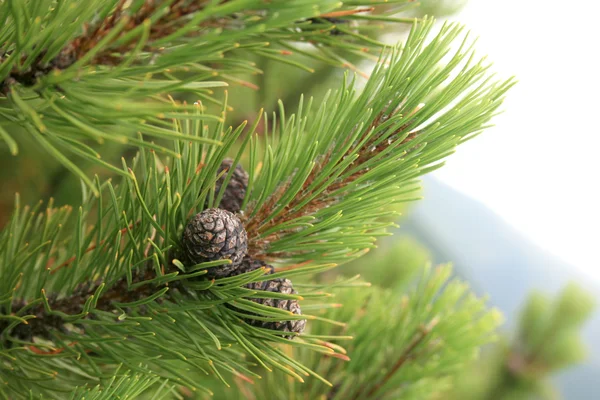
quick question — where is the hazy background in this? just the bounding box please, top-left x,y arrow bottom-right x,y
412,0 -> 600,397
433,0 -> 600,283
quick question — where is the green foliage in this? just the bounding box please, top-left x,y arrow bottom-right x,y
0,0 -> 415,189
0,1 -> 517,398
208,264 -> 503,400
0,115 -> 296,397
516,284 -> 594,378
447,284 -> 595,400
68,367 -> 175,400
336,235 -> 431,289
243,19 -> 513,265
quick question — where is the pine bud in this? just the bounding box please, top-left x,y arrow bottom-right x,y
210,158 -> 249,213
182,208 -> 248,278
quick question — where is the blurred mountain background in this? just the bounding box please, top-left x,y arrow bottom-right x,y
403,177 -> 600,398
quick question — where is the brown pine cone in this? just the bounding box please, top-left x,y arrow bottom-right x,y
182,208 -> 248,278
245,277 -> 306,337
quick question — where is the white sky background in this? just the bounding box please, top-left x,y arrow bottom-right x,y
431,0 -> 600,281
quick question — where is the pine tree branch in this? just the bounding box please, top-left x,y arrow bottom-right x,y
0,15 -> 513,397
0,110 -> 342,395
244,104 -> 420,258
3,264 -> 177,345
241,20 -> 514,264
1,1 -> 412,92
1,0 -> 217,92
0,0 -> 417,186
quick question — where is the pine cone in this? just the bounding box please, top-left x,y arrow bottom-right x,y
245,278 -> 306,337
182,208 -> 248,278
209,158 -> 248,213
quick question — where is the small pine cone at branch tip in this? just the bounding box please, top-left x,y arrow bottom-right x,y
182,208 -> 248,279
245,275 -> 306,338
209,158 -> 249,214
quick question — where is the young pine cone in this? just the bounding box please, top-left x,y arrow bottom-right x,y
225,256 -> 305,336
182,208 -> 248,278
245,277 -> 306,337
210,158 -> 248,214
